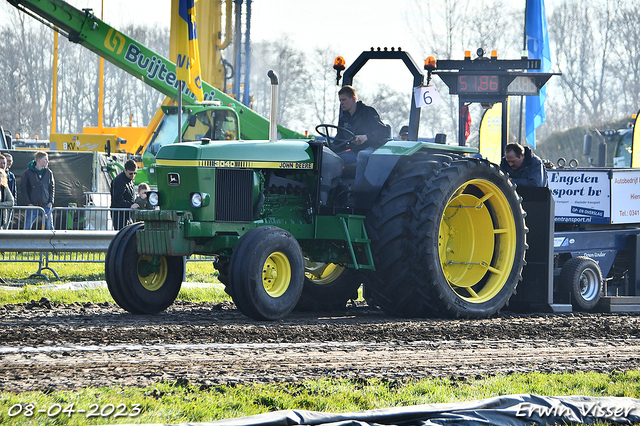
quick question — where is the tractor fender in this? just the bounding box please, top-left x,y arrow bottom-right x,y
358,154 -> 402,210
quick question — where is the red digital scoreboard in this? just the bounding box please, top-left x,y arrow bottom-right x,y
440,74 -> 543,96
457,75 -> 500,94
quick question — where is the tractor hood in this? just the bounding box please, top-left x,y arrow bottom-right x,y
156,140 -> 315,165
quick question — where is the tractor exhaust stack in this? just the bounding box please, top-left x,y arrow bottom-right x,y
267,70 -> 279,142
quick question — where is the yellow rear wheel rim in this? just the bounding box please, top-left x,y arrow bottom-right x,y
138,255 -> 168,291
438,178 -> 516,304
262,252 -> 291,297
304,260 -> 345,285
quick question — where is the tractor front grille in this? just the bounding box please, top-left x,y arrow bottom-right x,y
215,169 -> 253,222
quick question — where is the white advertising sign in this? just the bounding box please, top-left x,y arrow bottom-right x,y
548,170 -> 610,224
610,170 -> 640,224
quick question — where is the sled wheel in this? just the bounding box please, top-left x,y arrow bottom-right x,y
560,256 -> 602,311
295,260 -> 362,311
228,226 -> 304,320
106,222 -> 184,314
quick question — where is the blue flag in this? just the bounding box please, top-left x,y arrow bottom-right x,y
525,0 -> 551,148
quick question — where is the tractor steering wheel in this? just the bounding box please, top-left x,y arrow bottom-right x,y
315,124 -> 356,151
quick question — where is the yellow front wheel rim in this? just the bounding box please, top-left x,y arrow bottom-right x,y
262,252 -> 291,297
438,178 -> 516,304
138,255 -> 168,291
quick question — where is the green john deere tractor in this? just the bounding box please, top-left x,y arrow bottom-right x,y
105,50 -> 530,320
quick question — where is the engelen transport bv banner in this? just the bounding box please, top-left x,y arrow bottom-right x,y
548,169 -> 610,224
549,169 -> 640,224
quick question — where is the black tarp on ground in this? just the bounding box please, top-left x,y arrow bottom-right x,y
126,394 -> 640,426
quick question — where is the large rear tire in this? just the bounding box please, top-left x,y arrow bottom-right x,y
228,226 -> 305,320
366,156 -> 527,318
106,223 -> 184,314
295,260 -> 362,311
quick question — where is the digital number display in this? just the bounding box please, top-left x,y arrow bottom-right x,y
506,76 -> 539,95
458,75 -> 500,93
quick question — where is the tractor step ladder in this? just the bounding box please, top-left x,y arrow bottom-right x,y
338,215 -> 375,270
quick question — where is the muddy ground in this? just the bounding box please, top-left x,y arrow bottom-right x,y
1,299 -> 639,392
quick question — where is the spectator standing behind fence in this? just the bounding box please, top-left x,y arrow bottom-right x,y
0,154 -> 16,229
0,168 -> 14,229
4,152 -> 16,203
134,182 -> 151,210
20,151 -> 55,230
110,159 -> 139,230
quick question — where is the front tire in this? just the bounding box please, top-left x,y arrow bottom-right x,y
106,223 -> 184,314
228,226 -> 305,320
560,256 -> 602,311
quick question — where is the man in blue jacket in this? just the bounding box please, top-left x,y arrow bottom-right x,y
500,142 -> 548,187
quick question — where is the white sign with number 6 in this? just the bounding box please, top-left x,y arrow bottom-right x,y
414,85 -> 442,108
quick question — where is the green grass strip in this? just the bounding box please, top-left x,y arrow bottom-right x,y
0,372 -> 639,425
0,284 -> 230,305
0,258 -> 219,285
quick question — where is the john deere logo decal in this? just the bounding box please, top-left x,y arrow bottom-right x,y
168,173 -> 180,186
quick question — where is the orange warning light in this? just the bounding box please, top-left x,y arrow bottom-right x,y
424,56 -> 437,70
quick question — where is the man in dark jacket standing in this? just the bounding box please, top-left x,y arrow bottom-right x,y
336,85 -> 389,189
500,142 -> 548,187
21,151 -> 55,229
110,159 -> 139,230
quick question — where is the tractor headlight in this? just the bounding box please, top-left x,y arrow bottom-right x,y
148,191 -> 159,207
190,192 -> 210,208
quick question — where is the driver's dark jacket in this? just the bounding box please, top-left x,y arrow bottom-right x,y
337,101 -> 388,153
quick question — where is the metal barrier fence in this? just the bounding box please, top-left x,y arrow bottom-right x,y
1,205 -> 136,231
0,206 -> 214,281
0,229 -> 114,280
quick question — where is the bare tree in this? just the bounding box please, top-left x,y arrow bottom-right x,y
250,39 -> 312,131
305,46 -> 341,126
102,24 -> 169,128
611,0 -> 640,114
406,0 -> 522,142
0,10 -> 53,138
549,0 -> 619,126
363,85 -> 410,138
